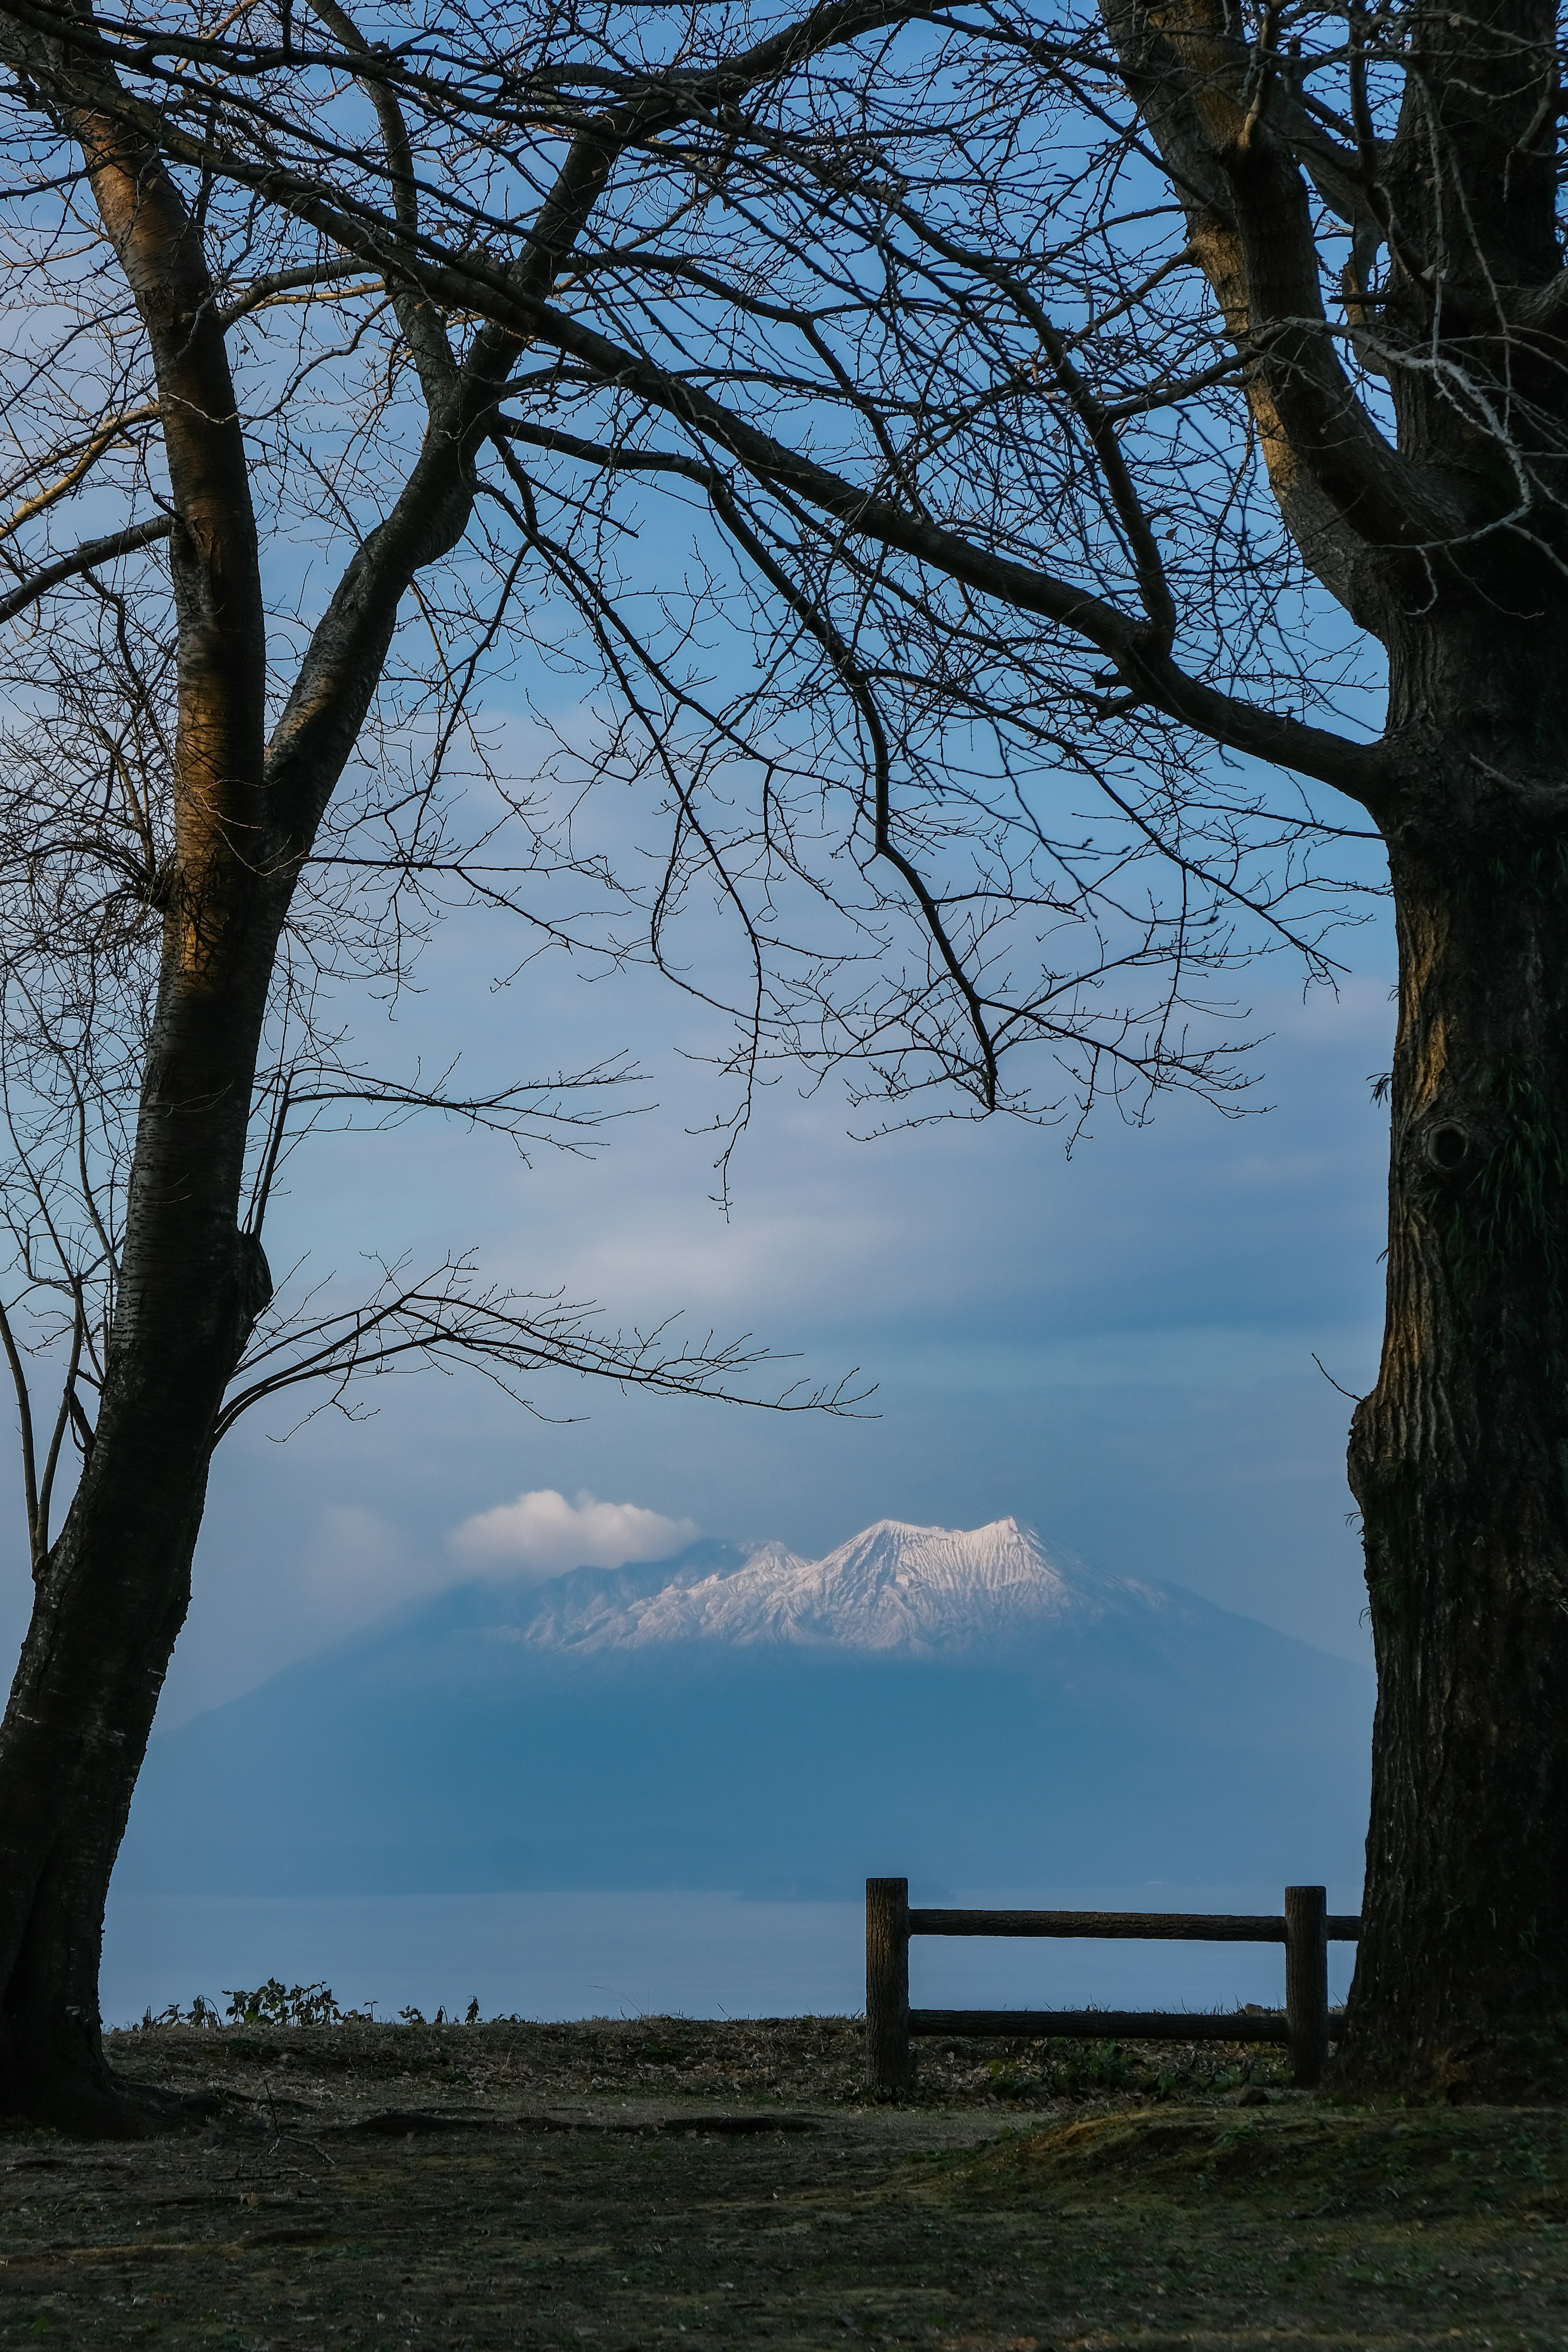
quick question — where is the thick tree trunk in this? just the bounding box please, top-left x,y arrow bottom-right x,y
0,1501 -> 208,2130
1339,628 -> 1568,2097
0,29 -> 282,2127
0,918 -> 277,2127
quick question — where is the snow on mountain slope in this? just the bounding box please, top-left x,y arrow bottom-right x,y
497,1516 -> 1166,1656
120,1514 -> 1375,1896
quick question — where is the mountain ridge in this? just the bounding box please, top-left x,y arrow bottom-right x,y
490,1515 -> 1154,1658
117,1515 -> 1374,1900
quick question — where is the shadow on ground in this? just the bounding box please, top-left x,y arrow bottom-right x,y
2,2018 -> 1565,2346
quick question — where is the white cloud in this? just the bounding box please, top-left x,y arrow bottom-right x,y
450,1487 -> 697,1577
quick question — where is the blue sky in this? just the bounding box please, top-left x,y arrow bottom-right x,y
0,1 -> 1401,1782
0,679 -> 1397,1728
67,845 -> 1396,1728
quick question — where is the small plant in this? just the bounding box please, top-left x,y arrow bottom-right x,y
224,1979 -> 347,2028
136,1993 -> 223,2029
1028,2038 -> 1140,2098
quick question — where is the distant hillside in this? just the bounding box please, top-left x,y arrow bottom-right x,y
116,1519 -> 1374,1900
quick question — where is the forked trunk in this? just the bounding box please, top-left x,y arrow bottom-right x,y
0,2 -> 494,2121
1341,632 -> 1568,2096
0,15 -> 285,2126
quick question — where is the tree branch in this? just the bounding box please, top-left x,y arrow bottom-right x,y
0,1293 -> 40,1569
212,1258 -> 873,1443
0,517 -> 171,628
1099,0 -> 1466,590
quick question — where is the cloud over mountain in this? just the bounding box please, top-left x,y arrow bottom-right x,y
449,1487 -> 698,1577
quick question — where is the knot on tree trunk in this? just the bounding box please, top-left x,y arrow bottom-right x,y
231,1228 -> 272,1362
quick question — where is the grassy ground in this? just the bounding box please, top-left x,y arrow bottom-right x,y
2,2017 -> 1567,2347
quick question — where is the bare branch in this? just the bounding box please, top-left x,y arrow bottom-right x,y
0,517 -> 172,628
212,1256 -> 874,1443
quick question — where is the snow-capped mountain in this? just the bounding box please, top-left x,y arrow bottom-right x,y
502,1516 -> 1151,1656
119,1516 -> 1375,1901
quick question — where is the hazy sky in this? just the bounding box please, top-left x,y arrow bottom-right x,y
0,696 -> 1396,1730
154,873 -> 1393,1722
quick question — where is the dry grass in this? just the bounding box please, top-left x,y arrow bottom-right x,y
0,2019 -> 1565,2346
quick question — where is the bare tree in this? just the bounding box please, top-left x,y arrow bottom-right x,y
0,0 -> 910,2130
0,0 -> 1559,2118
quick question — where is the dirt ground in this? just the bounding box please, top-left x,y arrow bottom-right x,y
3,2016 -> 1568,2348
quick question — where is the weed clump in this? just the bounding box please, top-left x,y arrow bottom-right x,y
133,1979 -> 381,2031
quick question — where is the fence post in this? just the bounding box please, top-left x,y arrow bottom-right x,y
866,1877 -> 911,2094
1284,1884 -> 1329,2088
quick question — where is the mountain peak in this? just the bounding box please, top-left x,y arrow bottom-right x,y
494,1512 -> 1151,1658
125,1508 -> 1373,1903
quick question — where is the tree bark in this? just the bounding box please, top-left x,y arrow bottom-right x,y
1340,611 -> 1568,2096
0,844 -> 283,2125
0,19 -> 284,2127
1084,0 -> 1568,2098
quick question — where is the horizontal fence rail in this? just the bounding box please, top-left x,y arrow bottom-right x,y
907,1909 -> 1365,1942
909,2009 -> 1294,2042
866,1880 -> 1363,2094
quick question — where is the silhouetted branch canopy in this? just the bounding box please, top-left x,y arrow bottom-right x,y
6,0 -> 1516,1505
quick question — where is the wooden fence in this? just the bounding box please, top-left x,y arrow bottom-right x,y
864,1879 -> 1362,2093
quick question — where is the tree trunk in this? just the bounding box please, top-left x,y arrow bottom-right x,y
0,22 -> 284,2125
0,913 -> 278,2127
1340,622 -> 1568,2097
0,22 -> 500,2118
0,1503 -> 208,2131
